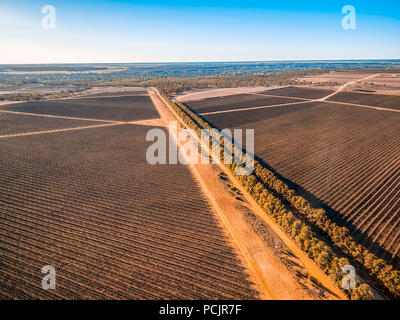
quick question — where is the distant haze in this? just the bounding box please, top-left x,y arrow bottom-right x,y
1,0 -> 400,64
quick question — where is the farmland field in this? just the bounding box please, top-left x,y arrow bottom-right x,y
0,92 -> 258,299
187,94 -> 299,114
187,89 -> 400,269
1,95 -> 159,122
0,113 -> 109,136
256,86 -> 334,99
81,90 -> 149,97
327,92 -> 400,111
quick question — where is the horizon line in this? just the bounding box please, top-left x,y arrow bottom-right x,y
1,59 -> 400,66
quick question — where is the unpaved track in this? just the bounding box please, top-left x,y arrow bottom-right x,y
199,101 -> 312,116
0,96 -> 259,299
148,88 -> 274,300
198,90 -> 400,116
320,73 -> 380,101
0,119 -> 165,139
0,123 -> 121,139
149,88 -> 347,300
209,159 -> 348,300
0,109 -> 119,123
199,98 -> 400,116
195,74 -> 398,116
0,107 -> 165,139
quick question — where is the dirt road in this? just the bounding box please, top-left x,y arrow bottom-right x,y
320,73 -> 380,101
149,88 -> 348,300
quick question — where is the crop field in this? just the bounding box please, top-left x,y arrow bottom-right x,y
256,86 -> 334,99
199,101 -> 317,127
190,90 -> 400,268
1,95 -> 159,122
328,92 -> 400,111
82,90 -> 149,97
0,113 -> 109,136
0,94 -> 258,299
186,94 -> 299,114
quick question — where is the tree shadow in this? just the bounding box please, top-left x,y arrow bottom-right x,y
254,155 -> 398,267
182,101 -> 399,296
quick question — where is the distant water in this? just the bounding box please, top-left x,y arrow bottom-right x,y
0,60 -> 399,82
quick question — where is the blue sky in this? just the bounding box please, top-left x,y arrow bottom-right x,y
1,0 -> 400,63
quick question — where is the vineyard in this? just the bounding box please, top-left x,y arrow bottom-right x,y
257,86 -> 334,99
328,92 -> 400,111
186,94 -> 299,114
0,113 -> 108,136
1,95 -> 159,122
0,93 -> 258,299
183,87 -> 400,297
192,93 -> 400,268
81,89 -> 149,97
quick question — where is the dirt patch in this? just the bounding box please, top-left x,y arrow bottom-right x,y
242,207 -> 329,299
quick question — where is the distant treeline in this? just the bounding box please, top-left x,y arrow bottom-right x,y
1,61 -> 399,83
102,69 -> 327,95
0,66 -> 107,72
0,93 -> 44,101
2,70 -> 318,101
0,87 -> 89,101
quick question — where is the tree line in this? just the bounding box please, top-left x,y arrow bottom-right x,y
160,91 -> 400,300
139,70 -> 326,95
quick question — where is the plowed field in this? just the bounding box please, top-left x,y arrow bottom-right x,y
195,92 -> 400,268
0,93 -> 258,299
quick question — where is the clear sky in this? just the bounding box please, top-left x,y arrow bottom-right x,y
1,0 -> 400,63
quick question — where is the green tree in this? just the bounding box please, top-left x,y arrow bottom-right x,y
351,284 -> 374,300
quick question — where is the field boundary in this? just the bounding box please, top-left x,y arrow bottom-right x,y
196,92 -> 400,116
190,76 -> 400,115
149,88 -> 277,300
177,94 -> 400,299
199,100 -> 312,116
0,109 -> 120,123
150,88 -> 349,300
0,123 -> 122,139
320,73 -> 380,101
